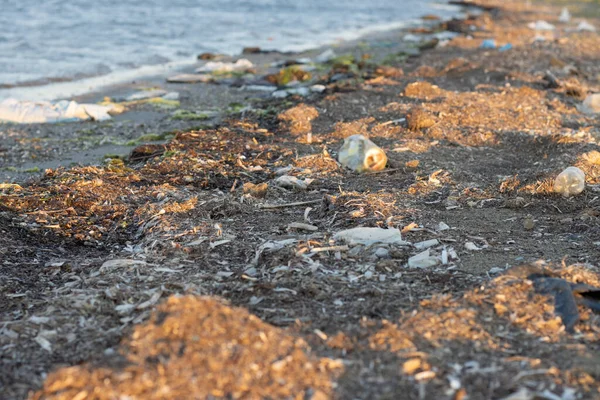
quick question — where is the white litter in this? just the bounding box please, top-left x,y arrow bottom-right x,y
333,227 -> 409,247
438,222 -> 450,231
558,8 -> 571,23
408,249 -> 439,268
274,175 -> 313,190
414,239 -> 440,250
576,21 -> 596,32
527,20 -> 556,31
0,98 -> 113,124
315,49 -> 336,63
125,89 -> 168,101
465,242 -> 483,251
554,166 -> 585,197
310,84 -> 327,93
196,58 -> 253,73
579,93 -> 600,114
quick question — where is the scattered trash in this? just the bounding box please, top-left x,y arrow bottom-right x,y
554,166 -> 585,197
437,222 -> 450,231
464,242 -> 483,251
498,43 -> 513,52
408,249 -> 439,268
310,84 -> 327,93
433,31 -> 459,41
125,89 -> 168,101
523,214 -> 535,231
274,175 -> 313,190
333,227 -> 408,247
480,39 -> 496,49
507,264 -> 600,333
167,74 -> 213,83
338,135 -> 387,173
162,92 -> 180,101
244,85 -> 276,93
315,49 -> 336,63
196,59 -> 254,73
403,34 -> 422,42
414,239 -> 440,250
576,21 -> 596,32
527,20 -> 556,31
558,7 -> 571,23
287,222 -> 318,232
579,93 -> 600,115
0,98 -> 113,124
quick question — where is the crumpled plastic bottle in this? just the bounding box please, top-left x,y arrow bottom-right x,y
554,166 -> 585,197
338,134 -> 387,173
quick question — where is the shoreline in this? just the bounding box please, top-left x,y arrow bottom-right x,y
2,1 -> 600,398
0,2 -> 466,104
0,3 -> 473,183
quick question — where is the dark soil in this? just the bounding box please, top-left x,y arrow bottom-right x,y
1,1 -> 600,399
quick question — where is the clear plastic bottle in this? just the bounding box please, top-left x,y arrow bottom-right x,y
338,135 -> 387,173
554,166 -> 585,197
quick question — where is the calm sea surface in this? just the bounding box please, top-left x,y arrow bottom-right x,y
0,0 -> 459,96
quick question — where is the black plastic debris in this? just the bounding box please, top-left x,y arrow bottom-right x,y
507,264 -> 600,333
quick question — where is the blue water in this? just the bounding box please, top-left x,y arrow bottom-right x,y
0,0 -> 459,89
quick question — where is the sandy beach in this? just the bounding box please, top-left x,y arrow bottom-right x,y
2,0 -> 600,399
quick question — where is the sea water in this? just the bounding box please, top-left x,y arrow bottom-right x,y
0,0 -> 459,100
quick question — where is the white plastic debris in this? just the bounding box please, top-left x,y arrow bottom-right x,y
403,34 -> 422,42
465,242 -> 483,251
414,239 -> 440,250
438,222 -> 450,231
125,89 -> 168,101
338,134 -> 387,173
579,93 -> 600,114
272,90 -> 289,98
527,20 -> 556,31
196,58 -> 253,73
162,92 -> 180,100
554,166 -> 585,197
577,21 -> 596,32
244,85 -> 276,92
315,49 -> 336,63
333,227 -> 408,246
274,175 -> 313,190
408,249 -> 439,268
0,98 -> 113,124
310,84 -> 327,93
167,74 -> 213,83
558,8 -> 571,23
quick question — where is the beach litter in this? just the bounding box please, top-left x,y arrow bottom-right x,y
315,49 -> 336,63
0,98 -> 113,124
333,227 -> 408,247
579,93 -> 600,114
559,7 -> 571,23
408,249 -> 439,268
506,264 -> 600,333
576,21 -> 596,32
527,20 -> 556,31
196,58 -> 254,73
167,74 -> 214,83
274,175 -> 313,190
338,134 -> 387,173
125,89 -> 168,101
480,39 -> 496,49
554,166 -> 585,197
